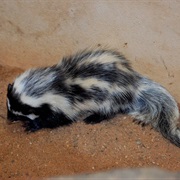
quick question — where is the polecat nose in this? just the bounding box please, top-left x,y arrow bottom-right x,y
7,110 -> 19,122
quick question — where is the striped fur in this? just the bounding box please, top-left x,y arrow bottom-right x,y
7,49 -> 180,147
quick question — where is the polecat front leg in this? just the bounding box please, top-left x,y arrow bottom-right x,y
24,118 -> 42,132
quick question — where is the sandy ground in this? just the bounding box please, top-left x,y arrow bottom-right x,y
0,65 -> 180,179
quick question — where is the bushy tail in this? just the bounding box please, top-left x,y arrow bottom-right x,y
157,110 -> 180,147
129,77 -> 180,147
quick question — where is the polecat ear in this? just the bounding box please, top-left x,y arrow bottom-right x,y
8,83 -> 13,92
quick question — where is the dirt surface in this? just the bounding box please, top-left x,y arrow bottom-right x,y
0,65 -> 180,179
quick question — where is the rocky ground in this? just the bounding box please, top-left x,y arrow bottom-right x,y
0,65 -> 179,179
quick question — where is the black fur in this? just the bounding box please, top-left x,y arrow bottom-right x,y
84,112 -> 115,124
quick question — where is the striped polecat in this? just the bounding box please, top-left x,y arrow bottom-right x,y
7,49 -> 180,147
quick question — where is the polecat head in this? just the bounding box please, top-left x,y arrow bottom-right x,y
7,83 -> 40,122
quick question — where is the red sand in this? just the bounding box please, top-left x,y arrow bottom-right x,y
0,65 -> 180,179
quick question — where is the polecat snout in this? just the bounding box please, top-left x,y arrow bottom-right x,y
7,49 -> 180,147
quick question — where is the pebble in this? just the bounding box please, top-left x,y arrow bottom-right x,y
136,140 -> 142,145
